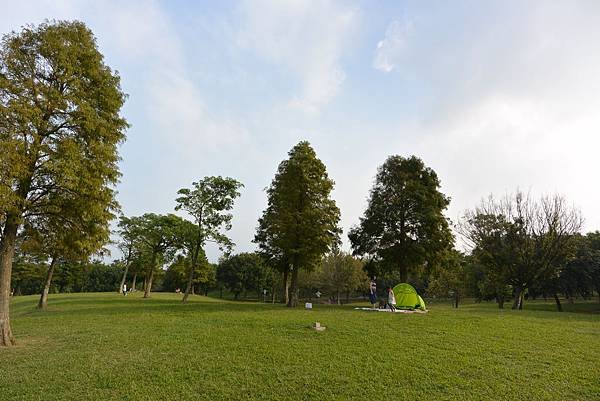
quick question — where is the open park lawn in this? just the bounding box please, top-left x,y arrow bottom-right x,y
2,293 -> 599,401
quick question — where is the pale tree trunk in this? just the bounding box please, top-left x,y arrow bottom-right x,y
118,263 -> 129,294
132,273 -> 137,291
512,286 -> 524,310
37,257 -> 58,309
336,289 -> 341,305
144,253 -> 157,298
282,270 -> 289,305
271,280 -> 276,304
287,268 -> 299,307
0,216 -> 19,347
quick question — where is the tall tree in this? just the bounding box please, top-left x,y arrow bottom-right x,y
255,141 -> 341,307
0,21 -> 127,346
349,155 -> 453,283
116,216 -> 141,294
174,176 -> 242,303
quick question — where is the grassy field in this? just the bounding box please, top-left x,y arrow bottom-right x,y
1,293 -> 599,401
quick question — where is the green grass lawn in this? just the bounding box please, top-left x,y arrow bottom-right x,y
2,293 -> 599,401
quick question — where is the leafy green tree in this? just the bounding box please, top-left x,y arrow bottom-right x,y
0,21 -> 127,346
175,176 -> 242,303
319,252 -> 367,304
196,261 -> 217,296
255,141 -> 341,307
460,213 -> 516,308
127,214 -> 183,298
162,255 -> 188,292
349,155 -> 453,283
428,250 -> 468,308
216,253 -> 268,300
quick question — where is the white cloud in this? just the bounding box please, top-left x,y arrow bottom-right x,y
372,2 -> 600,233
373,19 -> 414,73
236,0 -> 357,113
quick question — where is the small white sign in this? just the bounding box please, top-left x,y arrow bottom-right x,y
305,302 -> 313,309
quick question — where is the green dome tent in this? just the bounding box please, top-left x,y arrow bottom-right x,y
392,283 -> 426,311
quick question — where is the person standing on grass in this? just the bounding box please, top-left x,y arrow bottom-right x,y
387,287 -> 396,311
123,283 -> 127,296
369,277 -> 377,308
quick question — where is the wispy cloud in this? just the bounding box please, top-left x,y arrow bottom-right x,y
373,19 -> 414,73
236,0 -> 357,113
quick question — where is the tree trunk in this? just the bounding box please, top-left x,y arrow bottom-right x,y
497,296 -> 504,309
37,257 -> 58,310
512,286 -> 523,310
287,268 -> 299,307
336,289 -> 341,305
0,216 -> 19,347
132,273 -> 137,291
454,294 -> 459,308
144,270 -> 154,298
345,290 -> 350,304
182,262 -> 196,304
554,293 -> 563,312
282,270 -> 289,305
118,263 -> 130,294
399,266 -> 407,283
144,254 -> 157,298
518,291 -> 524,310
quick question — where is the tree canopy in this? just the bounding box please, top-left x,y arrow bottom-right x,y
0,20 -> 127,346
255,141 -> 341,307
349,155 -> 453,282
175,176 -> 243,303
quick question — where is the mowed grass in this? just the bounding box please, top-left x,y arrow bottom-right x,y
1,293 -> 599,401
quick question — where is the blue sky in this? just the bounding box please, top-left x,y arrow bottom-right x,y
3,1 -> 600,261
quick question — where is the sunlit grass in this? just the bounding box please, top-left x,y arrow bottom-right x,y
2,293 -> 599,400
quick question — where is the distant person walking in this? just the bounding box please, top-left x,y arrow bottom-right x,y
387,287 -> 396,311
369,278 -> 377,308
122,283 -> 127,296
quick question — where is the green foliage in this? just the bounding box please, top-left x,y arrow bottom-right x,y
428,250 -> 468,307
216,253 -> 270,299
175,176 -> 242,300
349,155 -> 453,282
0,20 -> 127,343
0,19 -> 127,233
316,252 -> 368,304
255,141 -> 341,306
122,213 -> 185,297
